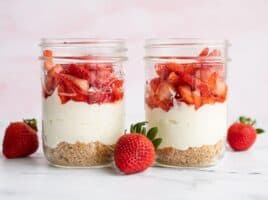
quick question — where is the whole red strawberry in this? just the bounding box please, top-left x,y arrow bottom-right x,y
227,116 -> 265,151
114,122 -> 162,174
2,119 -> 39,158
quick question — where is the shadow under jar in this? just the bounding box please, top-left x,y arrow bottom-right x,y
40,38 -> 127,168
144,39 -> 229,168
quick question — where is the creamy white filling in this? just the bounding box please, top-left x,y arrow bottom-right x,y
43,91 -> 124,148
145,102 -> 227,150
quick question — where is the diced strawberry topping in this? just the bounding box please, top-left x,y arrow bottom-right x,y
165,63 -> 184,74
145,47 -> 227,111
192,90 -> 202,109
198,84 -> 210,97
43,50 -> 53,57
155,64 -> 170,80
146,81 -> 174,111
159,99 -> 173,112
58,74 -> 89,93
43,75 -> 56,98
57,79 -> 71,104
213,79 -> 227,101
156,82 -> 174,101
42,52 -> 124,105
112,87 -> 124,101
167,72 -> 180,85
209,49 -> 221,56
178,86 -> 194,105
150,78 -> 161,92
199,47 -> 209,56
65,64 -> 91,80
43,64 -> 63,98
207,72 -> 217,90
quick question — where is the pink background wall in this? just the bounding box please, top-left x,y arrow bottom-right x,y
0,0 -> 267,127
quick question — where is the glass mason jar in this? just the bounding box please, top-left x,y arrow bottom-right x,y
40,38 -> 127,167
144,39 -> 228,167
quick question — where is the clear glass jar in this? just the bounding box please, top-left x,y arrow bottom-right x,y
144,39 -> 228,167
40,38 -> 127,167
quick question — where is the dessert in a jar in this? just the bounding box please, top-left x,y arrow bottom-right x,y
144,39 -> 228,167
40,39 -> 127,167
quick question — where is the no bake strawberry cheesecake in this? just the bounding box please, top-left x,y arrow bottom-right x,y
145,47 -> 228,167
42,49 -> 125,167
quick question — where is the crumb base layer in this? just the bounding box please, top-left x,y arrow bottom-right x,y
44,141 -> 114,167
156,140 -> 224,167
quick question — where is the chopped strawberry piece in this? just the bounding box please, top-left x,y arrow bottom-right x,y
199,48 -> 209,56
146,95 -> 160,109
192,90 -> 202,109
95,67 -> 114,85
113,87 -> 124,101
44,60 -> 53,71
97,63 -> 113,72
146,81 -> 174,111
43,65 -> 63,98
65,64 -> 91,80
209,49 -> 221,56
56,73 -> 89,104
159,99 -> 173,112
156,82 -> 174,101
167,72 -> 181,86
198,67 -> 212,83
166,63 -> 184,74
178,86 -> 194,105
198,84 -> 210,97
202,96 -> 216,104
184,63 -> 197,74
207,72 -> 217,90
149,78 -> 161,92
43,75 -> 56,97
155,64 -> 170,80
57,80 -> 71,104
112,79 -> 124,88
48,64 -> 63,77
72,93 -> 89,103
43,50 -> 53,57
214,79 -> 227,98
43,50 -> 54,71
181,73 -> 198,88
58,74 -> 89,94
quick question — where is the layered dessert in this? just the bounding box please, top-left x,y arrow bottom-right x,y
145,48 -> 227,167
42,50 -> 124,167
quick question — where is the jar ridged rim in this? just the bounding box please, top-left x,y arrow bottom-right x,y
145,38 -> 228,48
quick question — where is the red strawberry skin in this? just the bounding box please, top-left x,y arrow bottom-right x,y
65,64 -> 90,80
114,134 -> 155,174
2,122 -> 39,158
227,123 -> 257,151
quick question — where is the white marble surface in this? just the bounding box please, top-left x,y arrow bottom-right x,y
0,122 -> 268,200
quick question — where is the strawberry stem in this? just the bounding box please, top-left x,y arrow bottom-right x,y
129,121 -> 162,149
256,128 -> 265,134
23,119 -> 38,131
239,116 -> 265,134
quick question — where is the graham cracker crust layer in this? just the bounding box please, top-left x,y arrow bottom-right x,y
44,141 -> 114,167
156,140 -> 224,167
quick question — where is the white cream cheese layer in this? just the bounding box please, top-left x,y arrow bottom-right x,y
43,91 -> 124,148
146,102 -> 227,150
